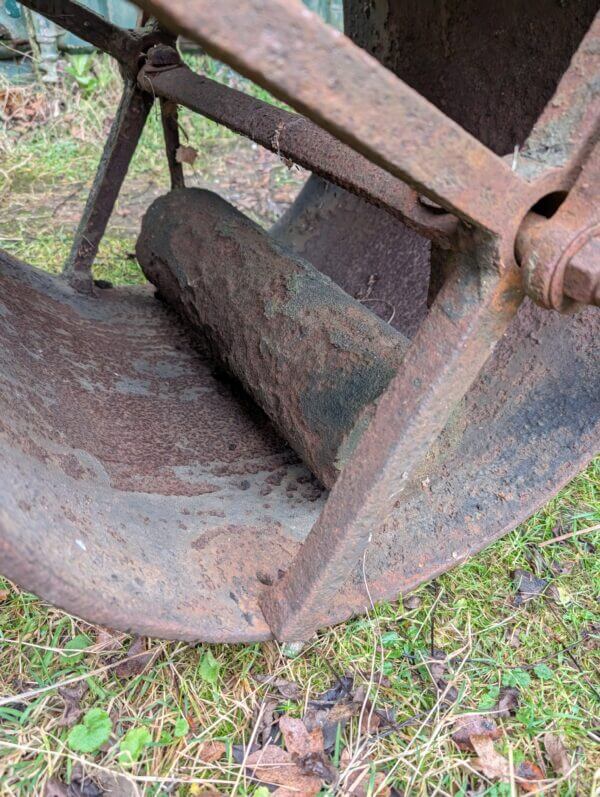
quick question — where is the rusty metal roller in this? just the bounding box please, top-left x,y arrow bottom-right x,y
136,188 -> 409,488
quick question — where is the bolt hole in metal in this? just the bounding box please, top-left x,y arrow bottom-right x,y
530,191 -> 568,219
513,192 -> 569,270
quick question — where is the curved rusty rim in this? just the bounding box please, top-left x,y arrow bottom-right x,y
1,1 -> 598,641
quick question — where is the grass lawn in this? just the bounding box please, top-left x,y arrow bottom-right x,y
0,55 -> 598,796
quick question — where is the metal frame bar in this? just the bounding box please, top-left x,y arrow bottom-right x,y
63,79 -> 153,292
138,57 -> 456,243
261,252 -> 523,639
160,98 -> 185,190
134,0 -> 528,232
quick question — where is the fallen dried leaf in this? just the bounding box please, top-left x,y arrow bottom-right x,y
313,674 -> 354,704
495,686 -> 520,718
550,558 -> 575,576
254,675 -> 302,701
44,780 -> 69,797
245,744 -> 322,795
255,697 -> 280,748
376,673 -> 393,689
352,684 -> 368,705
304,699 -> 359,751
280,716 -> 323,757
0,87 -> 51,128
471,736 -> 509,780
359,708 -> 382,734
66,765 -> 104,797
114,637 -> 152,679
422,649 -> 459,705
0,589 -> 9,602
459,729 -> 545,790
197,740 -> 227,764
426,649 -> 447,683
543,733 -> 570,776
94,769 -> 140,796
57,682 -> 89,728
176,145 -> 198,165
513,569 -> 549,605
507,625 -> 522,649
452,715 -> 501,752
298,751 -> 338,786
280,716 -> 337,785
341,748 -> 391,797
94,628 -> 123,652
350,686 -> 395,734
516,761 -> 546,792
231,743 -> 247,765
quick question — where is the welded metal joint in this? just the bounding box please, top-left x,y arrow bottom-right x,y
145,42 -> 182,71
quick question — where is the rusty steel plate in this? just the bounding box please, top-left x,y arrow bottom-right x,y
1,246 -> 597,641
0,0 -> 598,641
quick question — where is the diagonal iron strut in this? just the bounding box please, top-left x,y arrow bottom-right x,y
133,0 -> 529,232
63,79 -> 153,293
138,50 -> 456,244
16,0 -> 174,291
260,250 -> 524,640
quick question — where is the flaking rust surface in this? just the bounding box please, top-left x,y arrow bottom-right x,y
0,249 -> 598,641
1,0 -> 598,641
136,188 -> 409,488
0,251 -> 322,641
